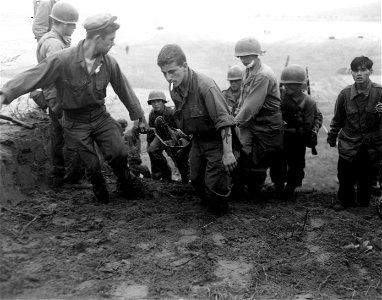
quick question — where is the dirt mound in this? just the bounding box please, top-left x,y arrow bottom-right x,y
0,121 -> 382,300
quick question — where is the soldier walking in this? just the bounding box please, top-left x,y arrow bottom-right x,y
0,14 -> 148,203
157,44 -> 238,214
233,37 -> 283,198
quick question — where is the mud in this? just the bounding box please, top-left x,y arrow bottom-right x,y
0,120 -> 382,300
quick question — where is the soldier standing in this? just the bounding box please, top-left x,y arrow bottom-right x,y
34,2 -> 84,188
33,0 -> 58,42
0,14 -> 148,203
328,56 -> 382,211
157,44 -> 238,214
276,64 -> 322,199
233,37 -> 283,198
222,65 -> 243,115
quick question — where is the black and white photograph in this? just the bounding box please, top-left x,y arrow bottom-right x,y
0,0 -> 381,299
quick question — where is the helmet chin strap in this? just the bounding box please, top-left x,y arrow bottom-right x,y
246,60 -> 255,69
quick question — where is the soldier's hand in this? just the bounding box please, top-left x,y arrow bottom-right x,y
376,103 -> 382,113
222,152 -> 237,174
138,117 -> 149,133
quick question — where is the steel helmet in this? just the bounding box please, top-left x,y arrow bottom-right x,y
235,37 -> 262,57
50,2 -> 79,24
227,65 -> 243,81
147,90 -> 167,105
280,64 -> 307,84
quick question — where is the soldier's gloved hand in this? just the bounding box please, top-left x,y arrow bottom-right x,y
376,103 -> 382,113
327,135 -> 337,147
305,130 -> 318,148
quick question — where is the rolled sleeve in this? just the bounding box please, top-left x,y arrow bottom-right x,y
205,87 -> 235,131
1,55 -> 61,104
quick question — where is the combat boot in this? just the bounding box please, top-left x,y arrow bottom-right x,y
93,183 -> 109,204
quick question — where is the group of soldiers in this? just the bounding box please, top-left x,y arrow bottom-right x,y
0,1 -> 381,215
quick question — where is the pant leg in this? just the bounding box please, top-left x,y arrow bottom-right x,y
337,156 -> 357,206
148,137 -> 171,180
172,145 -> 191,183
189,139 -> 207,200
90,113 -> 129,184
49,109 -> 65,178
355,146 -> 373,206
61,115 -> 104,188
284,133 -> 306,187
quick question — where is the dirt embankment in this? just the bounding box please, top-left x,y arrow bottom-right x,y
0,120 -> 382,300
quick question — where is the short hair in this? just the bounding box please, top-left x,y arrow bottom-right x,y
157,44 -> 187,67
350,56 -> 373,71
86,22 -> 120,39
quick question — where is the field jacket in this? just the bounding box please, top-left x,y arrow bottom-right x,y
1,40 -> 144,121
170,67 -> 235,139
328,81 -> 382,164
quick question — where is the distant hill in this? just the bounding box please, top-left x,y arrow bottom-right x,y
313,1 -> 381,22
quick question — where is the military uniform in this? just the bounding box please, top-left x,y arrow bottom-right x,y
36,28 -> 83,186
328,81 -> 382,206
278,93 -> 322,188
0,14 -> 145,202
170,67 -> 236,205
234,60 -> 283,193
147,106 -> 176,180
33,0 -> 56,41
222,87 -> 240,115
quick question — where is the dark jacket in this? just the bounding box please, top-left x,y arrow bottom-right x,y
328,81 -> 382,164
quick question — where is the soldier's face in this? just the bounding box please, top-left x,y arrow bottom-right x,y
150,100 -> 165,112
239,55 -> 257,67
283,83 -> 302,96
97,32 -> 116,55
351,66 -> 372,85
229,79 -> 241,92
160,62 -> 188,88
63,23 -> 76,36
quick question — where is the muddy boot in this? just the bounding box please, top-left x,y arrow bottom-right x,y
92,182 -> 109,204
283,184 -> 296,201
274,182 -> 285,200
49,175 -> 65,188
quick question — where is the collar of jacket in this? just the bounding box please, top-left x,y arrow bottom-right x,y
350,80 -> 371,100
74,40 -> 105,74
243,59 -> 261,82
50,27 -> 71,47
175,67 -> 194,98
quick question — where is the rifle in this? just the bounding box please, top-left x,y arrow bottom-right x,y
305,67 -> 318,155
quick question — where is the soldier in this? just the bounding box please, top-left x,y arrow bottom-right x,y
116,119 -> 151,179
233,37 -> 283,198
157,44 -> 238,214
0,13 -> 148,204
32,2 -> 84,188
276,64 -> 323,200
222,65 -> 243,115
327,56 -> 382,211
147,90 -> 190,183
33,0 -> 58,42
146,90 -> 175,182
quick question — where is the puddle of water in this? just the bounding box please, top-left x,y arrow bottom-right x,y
214,260 -> 253,288
211,233 -> 225,246
310,218 -> 326,229
112,283 -> 149,299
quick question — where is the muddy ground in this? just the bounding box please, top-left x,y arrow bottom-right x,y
0,112 -> 382,300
